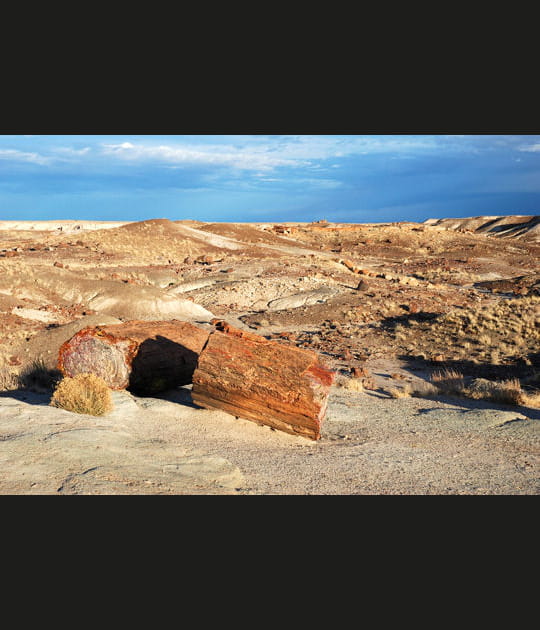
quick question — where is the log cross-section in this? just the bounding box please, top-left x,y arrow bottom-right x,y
191,324 -> 335,440
58,320 -> 211,395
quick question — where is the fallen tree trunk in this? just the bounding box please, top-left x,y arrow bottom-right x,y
191,321 -> 335,440
58,320 -> 210,395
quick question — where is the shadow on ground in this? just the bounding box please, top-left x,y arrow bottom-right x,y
0,388 -> 52,406
140,385 -> 200,409
410,392 -> 540,421
394,354 -> 540,421
397,352 -> 540,382
0,384 -> 200,410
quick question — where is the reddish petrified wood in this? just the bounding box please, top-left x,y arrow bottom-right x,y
58,320 -> 210,395
191,323 -> 335,440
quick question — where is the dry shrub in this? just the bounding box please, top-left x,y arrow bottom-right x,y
431,368 -> 466,396
387,384 -> 411,398
18,359 -> 62,393
387,381 -> 439,399
410,381 -> 440,398
521,390 -> 540,409
340,377 -> 364,392
430,373 -> 531,407
467,378 -> 525,406
0,367 -> 18,391
51,373 -> 113,416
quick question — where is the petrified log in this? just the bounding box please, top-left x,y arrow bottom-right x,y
191,321 -> 335,440
58,320 -> 210,395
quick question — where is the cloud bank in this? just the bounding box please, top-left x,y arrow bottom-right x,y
0,134 -> 539,222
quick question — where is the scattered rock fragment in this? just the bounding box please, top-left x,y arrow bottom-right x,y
351,366 -> 370,379
267,288 -> 336,312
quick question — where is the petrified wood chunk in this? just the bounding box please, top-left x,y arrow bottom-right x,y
191,322 -> 335,440
58,320 -> 210,395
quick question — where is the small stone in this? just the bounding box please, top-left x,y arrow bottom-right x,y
351,366 -> 370,379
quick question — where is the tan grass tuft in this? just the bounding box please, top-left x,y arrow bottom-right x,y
0,367 -> 18,391
50,373 -> 113,416
431,368 -> 466,396
410,381 -> 440,398
387,384 -> 412,398
521,390 -> 540,409
340,378 -> 364,392
467,378 -> 525,406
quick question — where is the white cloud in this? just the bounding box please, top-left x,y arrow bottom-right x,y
97,135 -> 465,173
0,148 -> 52,165
518,143 -> 540,152
100,141 -> 310,171
53,146 -> 91,156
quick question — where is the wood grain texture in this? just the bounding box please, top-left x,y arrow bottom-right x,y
58,320 -> 210,395
191,322 -> 335,440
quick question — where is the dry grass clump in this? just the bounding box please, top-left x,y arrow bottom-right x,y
387,385 -> 411,398
395,296 -> 539,366
522,390 -> 540,409
428,369 -> 539,407
18,359 -> 62,393
431,368 -> 467,396
386,381 -> 439,399
410,381 -> 440,397
443,296 -> 539,348
50,373 -> 113,416
0,367 -> 18,391
340,377 -> 364,392
466,378 -> 525,406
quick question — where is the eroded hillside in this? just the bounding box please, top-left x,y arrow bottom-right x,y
1,216 -> 539,399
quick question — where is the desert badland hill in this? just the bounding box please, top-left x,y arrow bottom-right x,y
0,215 -> 538,494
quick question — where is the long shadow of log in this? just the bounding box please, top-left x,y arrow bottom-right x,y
128,335 -> 201,397
141,384 -> 200,408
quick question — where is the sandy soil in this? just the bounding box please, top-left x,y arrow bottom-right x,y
1,385 -> 538,494
0,215 -> 539,494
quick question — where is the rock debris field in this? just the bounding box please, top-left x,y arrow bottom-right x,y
0,216 -> 539,494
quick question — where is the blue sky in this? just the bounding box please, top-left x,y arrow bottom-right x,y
0,135 -> 539,223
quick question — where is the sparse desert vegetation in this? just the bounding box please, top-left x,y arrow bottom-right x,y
1,215 -> 539,495
0,366 -> 18,391
50,373 -> 113,416
386,367 -> 540,409
0,215 -> 538,409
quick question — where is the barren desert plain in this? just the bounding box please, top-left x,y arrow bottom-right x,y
0,215 -> 538,494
